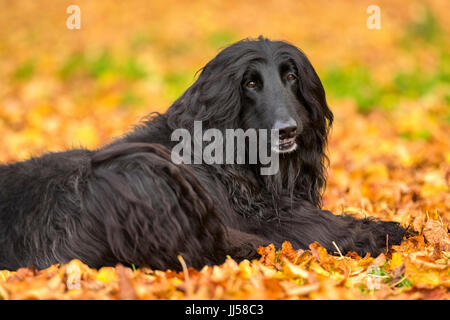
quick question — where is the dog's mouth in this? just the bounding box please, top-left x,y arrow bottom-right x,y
272,138 -> 297,154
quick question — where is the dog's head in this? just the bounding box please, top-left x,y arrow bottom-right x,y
167,37 -> 333,206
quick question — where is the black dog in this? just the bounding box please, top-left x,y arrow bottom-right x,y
0,37 -> 410,271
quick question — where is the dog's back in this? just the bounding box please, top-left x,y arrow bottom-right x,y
0,143 -> 228,270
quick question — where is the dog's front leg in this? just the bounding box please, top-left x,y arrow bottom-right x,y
274,204 -> 411,257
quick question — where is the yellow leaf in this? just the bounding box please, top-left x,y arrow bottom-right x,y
96,267 -> 117,283
282,260 -> 309,279
390,253 -> 403,269
238,260 -> 253,279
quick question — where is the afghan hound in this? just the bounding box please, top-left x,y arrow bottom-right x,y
0,37 -> 410,271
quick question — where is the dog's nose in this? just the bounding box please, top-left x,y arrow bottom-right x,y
273,119 -> 298,140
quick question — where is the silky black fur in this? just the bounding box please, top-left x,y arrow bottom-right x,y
0,37 -> 410,270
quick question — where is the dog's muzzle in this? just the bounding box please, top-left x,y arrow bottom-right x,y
272,137 -> 297,153
272,119 -> 298,154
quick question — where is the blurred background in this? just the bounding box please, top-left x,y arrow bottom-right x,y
0,0 -> 448,223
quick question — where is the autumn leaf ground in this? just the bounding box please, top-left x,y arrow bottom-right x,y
0,0 -> 449,299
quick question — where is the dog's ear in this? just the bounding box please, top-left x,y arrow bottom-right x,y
167,61 -> 242,131
288,47 -> 334,207
291,51 -> 333,136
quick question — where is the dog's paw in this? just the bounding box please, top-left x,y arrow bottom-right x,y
226,228 -> 269,262
379,221 -> 411,247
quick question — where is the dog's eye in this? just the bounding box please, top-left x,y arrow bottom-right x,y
246,81 -> 257,89
287,73 -> 297,81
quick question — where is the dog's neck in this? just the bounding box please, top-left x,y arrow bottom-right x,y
119,112 -> 325,210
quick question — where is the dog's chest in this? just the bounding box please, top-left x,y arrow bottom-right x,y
221,170 -> 276,220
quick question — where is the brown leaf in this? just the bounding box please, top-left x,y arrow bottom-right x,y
412,215 -> 424,233
390,264 -> 405,284
309,242 -> 331,264
257,243 -> 276,267
373,253 -> 387,267
7,266 -> 38,282
116,264 -> 137,300
278,241 -> 302,263
345,251 -> 362,260
423,219 -> 450,251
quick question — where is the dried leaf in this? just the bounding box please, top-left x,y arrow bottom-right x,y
257,243 -> 276,267
116,265 -> 137,300
423,219 -> 450,251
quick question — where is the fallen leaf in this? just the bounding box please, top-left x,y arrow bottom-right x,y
116,264 -> 137,300
423,219 -> 450,251
257,243 -> 276,267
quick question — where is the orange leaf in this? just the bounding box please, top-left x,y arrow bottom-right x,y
257,243 -> 276,267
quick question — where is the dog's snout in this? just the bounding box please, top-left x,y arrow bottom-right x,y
279,124 -> 297,140
273,119 -> 298,140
